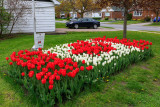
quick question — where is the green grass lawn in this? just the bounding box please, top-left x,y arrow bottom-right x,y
0,31 -> 160,107
56,22 -> 67,28
97,20 -> 114,22
109,20 -> 146,25
56,18 -> 68,21
145,22 -> 160,26
139,30 -> 160,34
101,26 -> 115,29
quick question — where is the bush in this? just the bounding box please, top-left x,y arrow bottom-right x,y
0,7 -> 11,38
93,17 -> 102,20
144,16 -> 151,22
67,17 -> 72,20
105,17 -> 109,20
132,19 -> 137,21
127,13 -> 132,20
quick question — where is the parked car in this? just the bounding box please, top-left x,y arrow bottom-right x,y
69,17 -> 78,21
66,18 -> 100,29
153,17 -> 160,22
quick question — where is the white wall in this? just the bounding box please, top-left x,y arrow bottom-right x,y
84,12 -> 92,18
92,12 -> 102,18
7,1 -> 55,33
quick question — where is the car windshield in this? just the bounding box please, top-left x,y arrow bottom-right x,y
77,18 -> 95,21
70,18 -> 77,21
77,18 -> 83,21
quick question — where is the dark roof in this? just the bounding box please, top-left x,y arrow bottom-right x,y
28,0 -> 51,2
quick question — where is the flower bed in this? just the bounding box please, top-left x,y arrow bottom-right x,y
6,37 -> 152,106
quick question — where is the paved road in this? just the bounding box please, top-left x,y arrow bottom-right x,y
56,21 -> 160,31
100,22 -> 160,31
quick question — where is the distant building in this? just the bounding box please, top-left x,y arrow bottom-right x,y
57,6 -> 159,21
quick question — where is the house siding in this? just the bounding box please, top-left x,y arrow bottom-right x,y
132,10 -> 158,20
7,1 -> 56,33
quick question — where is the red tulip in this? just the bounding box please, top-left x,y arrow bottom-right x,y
36,73 -> 42,80
82,60 -> 85,64
47,72 -> 52,77
70,72 -> 76,78
49,85 -> 53,90
56,76 -> 60,80
9,62 -> 13,65
6,57 -> 9,61
41,79 -> 46,84
69,66 -> 73,71
28,71 -> 34,78
73,62 -> 78,68
49,75 -> 56,80
49,80 -> 54,85
37,66 -> 41,70
80,66 -> 84,71
21,72 -> 25,76
61,69 -> 66,76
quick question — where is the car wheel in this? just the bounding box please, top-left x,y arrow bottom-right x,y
74,24 -> 79,29
93,24 -> 98,29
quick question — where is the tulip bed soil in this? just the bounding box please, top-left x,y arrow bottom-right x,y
0,31 -> 160,107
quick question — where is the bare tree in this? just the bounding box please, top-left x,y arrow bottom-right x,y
68,0 -> 100,18
0,0 -> 28,37
6,0 -> 29,35
55,0 -> 72,18
144,0 -> 160,23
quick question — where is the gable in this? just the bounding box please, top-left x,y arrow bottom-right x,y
27,0 -> 60,5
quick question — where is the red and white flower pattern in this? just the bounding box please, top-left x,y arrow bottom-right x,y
7,36 -> 152,90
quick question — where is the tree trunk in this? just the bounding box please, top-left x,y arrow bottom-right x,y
67,13 -> 70,19
80,13 -> 84,18
123,7 -> 128,38
156,11 -> 159,23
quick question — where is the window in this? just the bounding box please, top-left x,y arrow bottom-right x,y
133,11 -> 142,16
122,12 -> 124,16
99,13 -> 101,16
105,12 -> 110,16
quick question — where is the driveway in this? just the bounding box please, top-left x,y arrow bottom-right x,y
56,21 -> 160,32
55,28 -> 119,33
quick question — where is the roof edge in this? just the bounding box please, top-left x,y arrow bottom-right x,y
51,0 -> 60,5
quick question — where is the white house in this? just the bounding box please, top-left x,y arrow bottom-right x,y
6,0 -> 60,33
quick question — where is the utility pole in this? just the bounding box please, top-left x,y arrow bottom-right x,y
32,0 -> 37,50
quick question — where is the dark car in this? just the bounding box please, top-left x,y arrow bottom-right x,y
69,17 -> 78,21
153,17 -> 160,22
66,18 -> 100,29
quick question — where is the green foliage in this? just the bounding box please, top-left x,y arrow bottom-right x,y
67,17 -> 72,21
127,13 -> 132,20
144,16 -> 151,22
93,17 -> 102,20
105,17 -> 109,20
